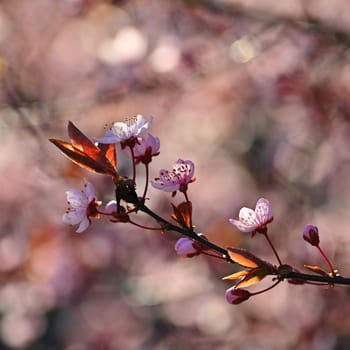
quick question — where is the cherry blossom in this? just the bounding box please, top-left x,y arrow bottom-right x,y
124,133 -> 160,164
151,159 -> 195,193
63,181 -> 100,233
95,115 -> 153,145
229,198 -> 273,234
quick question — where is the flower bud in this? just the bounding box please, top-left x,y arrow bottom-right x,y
303,224 -> 320,246
174,238 -> 199,257
105,200 -> 117,214
225,287 -> 251,305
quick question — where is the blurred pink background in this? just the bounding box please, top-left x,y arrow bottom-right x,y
1,1 -> 350,349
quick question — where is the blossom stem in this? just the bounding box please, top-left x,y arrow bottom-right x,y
129,218 -> 163,231
251,279 -> 281,296
129,145 -> 136,184
142,163 -> 150,202
317,245 -> 336,277
137,202 -> 235,264
263,232 -> 282,266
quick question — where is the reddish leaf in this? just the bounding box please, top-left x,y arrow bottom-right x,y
303,264 -> 329,276
227,247 -> 274,269
171,201 -> 192,229
223,270 -> 249,281
49,139 -> 111,175
235,267 -> 272,288
98,143 -> 117,170
49,122 -> 118,177
68,121 -> 98,154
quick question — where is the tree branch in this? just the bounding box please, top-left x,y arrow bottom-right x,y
138,202 -> 235,263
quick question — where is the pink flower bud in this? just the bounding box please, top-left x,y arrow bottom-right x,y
303,224 -> 320,246
105,200 -> 117,214
174,238 -> 199,257
225,287 -> 251,305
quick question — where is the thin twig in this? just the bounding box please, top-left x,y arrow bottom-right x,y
138,202 -> 235,263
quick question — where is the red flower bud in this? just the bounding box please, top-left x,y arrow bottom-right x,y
303,224 -> 320,246
225,287 -> 251,305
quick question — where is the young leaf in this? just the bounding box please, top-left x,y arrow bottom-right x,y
227,247 -> 272,269
235,267 -> 272,289
171,201 -> 192,229
68,121 -> 98,154
49,122 -> 118,178
223,270 -> 250,281
98,143 -> 117,170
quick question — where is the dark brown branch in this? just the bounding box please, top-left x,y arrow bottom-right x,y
281,270 -> 350,286
137,202 -> 235,263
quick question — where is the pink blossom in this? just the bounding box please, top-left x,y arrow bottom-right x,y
225,287 -> 251,305
95,115 -> 153,144
229,198 -> 273,234
151,159 -> 195,193
124,133 -> 160,164
174,237 -> 199,257
63,181 -> 99,233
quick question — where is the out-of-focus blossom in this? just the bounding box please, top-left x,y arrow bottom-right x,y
95,115 -> 153,145
303,224 -> 320,246
225,287 -> 251,305
98,26 -> 148,65
63,181 -> 100,233
229,198 -> 273,235
151,159 -> 195,193
124,133 -> 160,164
59,0 -> 87,16
174,237 -> 200,257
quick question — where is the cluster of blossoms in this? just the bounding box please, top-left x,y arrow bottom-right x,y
50,114 -> 350,306
56,115 -> 196,236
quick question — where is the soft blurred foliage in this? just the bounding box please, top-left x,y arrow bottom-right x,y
1,0 -> 350,349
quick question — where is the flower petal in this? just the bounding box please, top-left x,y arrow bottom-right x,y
63,210 -> 85,225
255,198 -> 272,223
135,115 -> 153,135
66,189 -> 88,207
239,207 -> 259,227
85,181 -> 96,202
229,218 -> 256,232
94,135 -> 120,144
76,216 -> 90,233
151,180 -> 180,192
